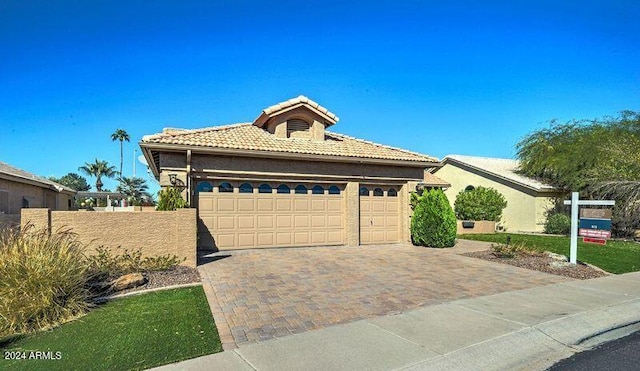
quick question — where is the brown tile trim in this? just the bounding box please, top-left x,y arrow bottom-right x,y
197,266 -> 238,350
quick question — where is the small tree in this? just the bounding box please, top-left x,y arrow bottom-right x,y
454,186 -> 507,221
156,187 -> 188,211
411,189 -> 457,248
49,173 -> 91,192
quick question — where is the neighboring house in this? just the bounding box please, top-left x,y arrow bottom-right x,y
0,161 -> 76,224
140,95 -> 439,251
430,155 -> 564,233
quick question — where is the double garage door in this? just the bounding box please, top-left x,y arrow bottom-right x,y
197,181 -> 400,250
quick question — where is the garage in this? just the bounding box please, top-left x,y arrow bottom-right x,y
141,95 -> 440,251
197,181 -> 344,250
359,185 -> 401,244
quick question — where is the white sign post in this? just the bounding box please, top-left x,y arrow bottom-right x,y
563,192 -> 615,264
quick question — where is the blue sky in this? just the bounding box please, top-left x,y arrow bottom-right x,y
1,1 -> 639,195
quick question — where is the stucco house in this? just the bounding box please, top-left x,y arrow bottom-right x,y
0,161 -> 76,226
140,95 -> 439,251
430,155 -> 564,233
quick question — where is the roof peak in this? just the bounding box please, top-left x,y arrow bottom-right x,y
253,95 -> 339,128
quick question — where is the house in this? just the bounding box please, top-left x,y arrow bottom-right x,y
140,95 -> 439,250
430,155 -> 564,233
0,161 -> 76,225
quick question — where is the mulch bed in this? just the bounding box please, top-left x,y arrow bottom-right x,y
110,266 -> 202,296
463,250 -> 610,280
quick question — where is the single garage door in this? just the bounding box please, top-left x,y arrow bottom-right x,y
198,181 -> 344,250
359,185 -> 400,244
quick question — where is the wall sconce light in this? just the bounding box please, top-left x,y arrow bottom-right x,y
169,173 -> 178,186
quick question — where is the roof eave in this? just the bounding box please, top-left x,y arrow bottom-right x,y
139,142 -> 438,168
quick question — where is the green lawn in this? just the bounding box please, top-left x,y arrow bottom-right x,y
0,286 -> 222,371
459,233 -> 640,274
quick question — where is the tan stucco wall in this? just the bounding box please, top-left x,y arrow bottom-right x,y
457,220 -> 496,234
21,208 -> 197,267
190,155 -> 424,181
0,178 -> 73,215
433,164 -> 556,233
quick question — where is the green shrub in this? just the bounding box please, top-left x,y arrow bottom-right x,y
410,189 -> 457,248
544,213 -> 572,235
0,226 -> 92,338
156,187 -> 188,211
454,186 -> 507,221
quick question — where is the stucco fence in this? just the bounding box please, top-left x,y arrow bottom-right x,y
456,220 -> 496,235
21,208 -> 196,267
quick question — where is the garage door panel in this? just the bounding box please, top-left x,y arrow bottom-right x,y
294,199 -> 309,211
311,215 -> 326,228
216,234 -> 235,248
237,215 -> 255,229
257,198 -> 274,211
257,233 -> 274,247
311,199 -> 325,211
238,233 -> 255,247
372,200 -> 386,212
276,199 -> 292,211
327,230 -> 343,243
311,231 -> 325,244
327,198 -> 342,211
276,232 -> 292,245
294,232 -> 309,244
237,198 -> 255,211
276,215 -> 292,228
217,198 -> 235,212
386,215 -> 399,227
328,215 -> 342,227
257,215 -> 274,228
294,215 -> 310,228
218,216 -> 236,230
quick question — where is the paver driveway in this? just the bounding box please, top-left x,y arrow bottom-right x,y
198,241 -> 572,347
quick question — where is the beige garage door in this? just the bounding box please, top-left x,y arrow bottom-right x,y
198,181 -> 344,250
359,185 -> 400,244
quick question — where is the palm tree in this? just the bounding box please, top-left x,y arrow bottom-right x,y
78,159 -> 117,192
116,176 -> 152,205
111,129 -> 130,179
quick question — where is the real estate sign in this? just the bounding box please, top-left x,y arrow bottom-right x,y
578,208 -> 612,245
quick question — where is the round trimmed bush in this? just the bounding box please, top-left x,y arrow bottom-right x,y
544,213 -> 571,235
411,189 -> 457,248
454,186 -> 507,221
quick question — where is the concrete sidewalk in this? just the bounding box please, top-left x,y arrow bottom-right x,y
153,272 -> 640,371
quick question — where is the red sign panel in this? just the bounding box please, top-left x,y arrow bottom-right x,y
579,228 -> 611,239
583,237 -> 607,245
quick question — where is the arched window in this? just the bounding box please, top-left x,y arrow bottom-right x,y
277,184 -> 291,194
359,186 -> 369,196
312,185 -> 324,195
388,188 -> 398,197
239,183 -> 253,193
258,184 -> 272,193
328,185 -> 341,195
287,119 -> 310,138
218,182 -> 233,193
295,185 -> 308,194
465,185 -> 475,192
373,188 -> 384,196
197,181 -> 213,193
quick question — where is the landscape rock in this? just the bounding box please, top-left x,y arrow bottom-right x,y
110,273 -> 148,291
549,261 -> 573,269
547,252 -> 568,262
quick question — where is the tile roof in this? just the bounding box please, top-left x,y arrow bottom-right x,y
260,95 -> 338,124
441,155 -> 558,192
423,171 -> 451,187
0,161 -> 76,193
142,123 -> 437,163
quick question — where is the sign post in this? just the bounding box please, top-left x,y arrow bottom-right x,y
563,192 -> 615,265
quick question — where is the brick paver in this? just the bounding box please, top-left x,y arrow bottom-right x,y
198,241 -> 571,346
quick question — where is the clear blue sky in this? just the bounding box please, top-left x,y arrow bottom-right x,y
1,1 -> 639,195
